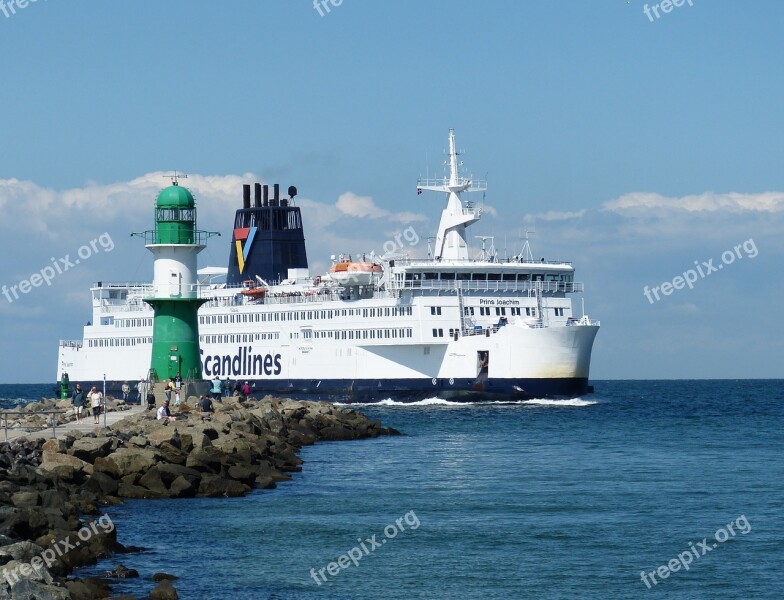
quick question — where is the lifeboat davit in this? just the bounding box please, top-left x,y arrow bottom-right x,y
328,260 -> 383,286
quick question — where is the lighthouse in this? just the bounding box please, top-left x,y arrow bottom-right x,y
133,177 -> 218,384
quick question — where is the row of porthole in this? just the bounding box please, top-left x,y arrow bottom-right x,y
432,378 -> 455,385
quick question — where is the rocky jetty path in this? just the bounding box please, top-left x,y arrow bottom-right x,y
0,395 -> 399,599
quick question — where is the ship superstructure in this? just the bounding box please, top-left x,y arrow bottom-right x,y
57,130 -> 599,401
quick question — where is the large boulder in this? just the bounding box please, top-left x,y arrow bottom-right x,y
149,579 -> 179,600
198,474 -> 248,497
68,437 -> 115,462
104,448 -> 159,478
39,452 -> 93,482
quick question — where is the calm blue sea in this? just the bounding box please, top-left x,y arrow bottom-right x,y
2,381 -> 782,599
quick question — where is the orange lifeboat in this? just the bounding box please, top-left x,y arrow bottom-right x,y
328,260 -> 382,286
240,280 -> 267,299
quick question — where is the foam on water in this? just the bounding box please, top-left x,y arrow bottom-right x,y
336,396 -> 597,408
522,398 -> 598,407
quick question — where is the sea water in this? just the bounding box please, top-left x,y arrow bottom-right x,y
2,380 -> 782,598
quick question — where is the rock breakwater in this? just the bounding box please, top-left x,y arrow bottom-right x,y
0,396 -> 399,599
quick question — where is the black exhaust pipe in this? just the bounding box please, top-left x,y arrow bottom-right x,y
242,184 -> 251,209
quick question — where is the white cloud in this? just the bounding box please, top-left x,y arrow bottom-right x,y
478,203 -> 498,217
525,209 -> 587,221
0,172 -> 258,236
335,191 -> 426,223
604,191 -> 784,215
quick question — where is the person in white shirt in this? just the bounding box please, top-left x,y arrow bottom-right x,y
90,387 -> 103,424
157,399 -> 176,421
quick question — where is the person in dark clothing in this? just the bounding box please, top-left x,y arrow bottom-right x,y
71,384 -> 86,424
198,395 -> 214,413
146,392 -> 156,411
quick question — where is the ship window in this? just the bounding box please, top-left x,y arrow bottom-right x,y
488,273 -> 501,281
430,306 -> 442,316
471,273 -> 486,280
456,272 -> 471,280
440,272 -> 455,280
423,272 -> 437,280
532,274 -> 544,281
502,273 -> 516,281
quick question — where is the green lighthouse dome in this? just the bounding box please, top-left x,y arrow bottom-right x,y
156,184 -> 195,209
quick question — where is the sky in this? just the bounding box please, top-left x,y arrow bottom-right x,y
0,0 -> 782,383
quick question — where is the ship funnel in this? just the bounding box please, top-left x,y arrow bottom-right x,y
254,183 -> 262,208
242,184 -> 251,209
227,181 -> 308,285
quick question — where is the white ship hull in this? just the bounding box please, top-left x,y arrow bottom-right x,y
58,292 -> 598,401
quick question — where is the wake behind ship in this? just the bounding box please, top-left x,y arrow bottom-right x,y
57,130 -> 600,401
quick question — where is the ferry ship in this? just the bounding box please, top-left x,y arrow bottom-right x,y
56,130 -> 600,401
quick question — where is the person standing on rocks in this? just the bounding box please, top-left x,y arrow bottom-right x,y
71,384 -> 86,424
211,376 -> 222,401
164,379 -> 174,403
241,381 -> 251,398
90,386 -> 103,424
121,381 -> 130,401
174,373 -> 182,401
137,377 -> 148,405
223,377 -> 231,398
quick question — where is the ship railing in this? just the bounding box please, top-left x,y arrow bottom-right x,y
200,289 -> 400,309
390,257 -> 573,267
417,177 -> 487,192
393,280 -> 583,294
566,317 -> 601,327
92,282 -> 156,290
59,340 -> 83,349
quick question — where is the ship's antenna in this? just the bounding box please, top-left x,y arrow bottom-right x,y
426,237 -> 436,259
163,171 -> 188,186
475,236 -> 495,262
520,229 -> 535,262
